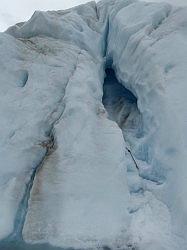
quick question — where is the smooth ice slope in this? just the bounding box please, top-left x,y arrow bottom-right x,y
0,1 -> 104,242
0,0 -> 187,249
0,34 -> 87,240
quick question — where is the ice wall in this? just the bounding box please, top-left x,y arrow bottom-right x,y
0,1 -> 103,242
102,0 -> 187,246
0,0 -> 187,249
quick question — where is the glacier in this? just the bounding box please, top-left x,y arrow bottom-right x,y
0,0 -> 187,249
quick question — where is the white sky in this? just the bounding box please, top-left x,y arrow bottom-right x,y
0,0 -> 186,31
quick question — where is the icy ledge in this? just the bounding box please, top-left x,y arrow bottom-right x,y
0,0 -> 187,249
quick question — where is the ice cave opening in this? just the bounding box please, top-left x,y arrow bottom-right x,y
102,68 -> 166,185
103,68 -> 137,116
102,68 -> 142,140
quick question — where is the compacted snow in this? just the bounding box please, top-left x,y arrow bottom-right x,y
0,0 -> 187,249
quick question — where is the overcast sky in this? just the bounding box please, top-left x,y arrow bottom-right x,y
0,0 -> 186,31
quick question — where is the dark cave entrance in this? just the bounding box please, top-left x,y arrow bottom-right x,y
102,68 -> 144,171
102,68 -> 139,132
102,68 -> 161,182
102,68 -> 137,106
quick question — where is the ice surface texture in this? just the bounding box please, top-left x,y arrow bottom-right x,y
0,0 -> 187,249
